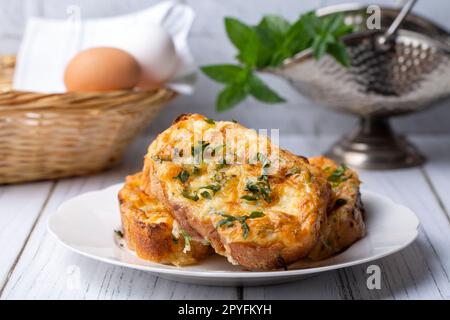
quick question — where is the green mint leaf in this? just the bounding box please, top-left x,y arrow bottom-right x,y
259,185 -> 272,203
205,117 -> 216,125
225,17 -> 254,52
203,12 -> 354,112
217,219 -> 234,228
216,213 -> 237,229
256,152 -> 270,167
334,23 -> 354,38
270,49 -> 292,66
249,211 -> 265,219
327,41 -> 351,67
180,229 -> 192,253
245,181 -> 260,194
237,30 -> 260,66
173,170 -> 190,183
256,15 -> 291,67
301,12 -> 322,38
219,213 -> 237,220
323,13 -> 345,34
215,211 -> 264,239
312,35 -> 327,60
253,26 -> 278,67
200,64 -> 244,84
199,184 -> 221,194
200,190 -> 212,199
259,15 -> 290,39
276,16 -> 314,64
244,178 -> 272,204
241,220 -> 250,239
312,33 -> 335,60
241,195 -> 259,201
327,164 -> 352,185
217,85 -> 248,112
282,19 -> 304,51
248,74 -> 285,103
181,190 -> 199,201
328,164 -> 347,179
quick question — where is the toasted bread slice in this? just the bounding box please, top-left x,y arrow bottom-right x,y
142,114 -> 332,270
307,157 -> 365,260
120,160 -> 364,267
119,172 -> 212,266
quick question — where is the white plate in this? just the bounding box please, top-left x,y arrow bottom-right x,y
48,184 -> 420,286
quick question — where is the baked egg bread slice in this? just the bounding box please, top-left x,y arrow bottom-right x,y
307,156 -> 366,260
141,114 -> 332,270
119,172 -> 212,266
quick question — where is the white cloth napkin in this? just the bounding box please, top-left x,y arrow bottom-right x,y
13,0 -> 196,94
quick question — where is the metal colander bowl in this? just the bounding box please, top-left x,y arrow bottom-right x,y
272,4 -> 450,169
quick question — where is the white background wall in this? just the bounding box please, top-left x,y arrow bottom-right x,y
1,0 -> 449,134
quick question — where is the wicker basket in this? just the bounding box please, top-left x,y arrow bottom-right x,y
0,55 -> 176,184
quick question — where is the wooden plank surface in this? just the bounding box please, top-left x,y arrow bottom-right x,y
0,181 -> 54,292
0,135 -> 449,299
420,137 -> 450,218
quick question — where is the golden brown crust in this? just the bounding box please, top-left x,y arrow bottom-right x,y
307,156 -> 366,260
142,159 -> 207,243
119,173 -> 212,266
172,113 -> 194,125
142,114 -> 332,270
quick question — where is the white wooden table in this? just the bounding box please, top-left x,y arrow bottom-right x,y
1,134 -> 449,300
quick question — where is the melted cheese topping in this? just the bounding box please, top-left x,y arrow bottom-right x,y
307,156 -> 364,260
146,114 -> 327,250
120,173 -> 173,226
119,172 -> 212,266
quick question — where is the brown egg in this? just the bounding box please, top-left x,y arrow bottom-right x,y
64,47 -> 141,92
